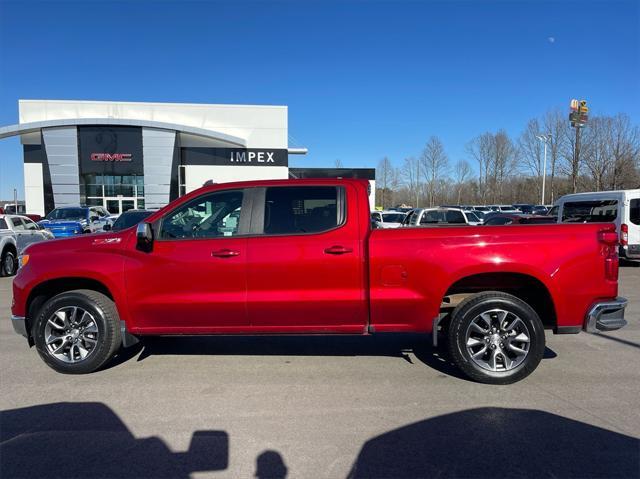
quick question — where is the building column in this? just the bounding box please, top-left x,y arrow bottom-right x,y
143,128 -> 176,209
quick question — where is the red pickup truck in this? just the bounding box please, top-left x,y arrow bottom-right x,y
11,179 -> 627,383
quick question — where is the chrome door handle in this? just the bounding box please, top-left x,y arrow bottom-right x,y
211,249 -> 240,258
324,245 -> 353,255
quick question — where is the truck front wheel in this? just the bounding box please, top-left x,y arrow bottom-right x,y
33,290 -> 121,374
448,291 -> 545,384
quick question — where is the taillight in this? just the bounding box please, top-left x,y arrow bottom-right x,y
598,230 -> 619,245
620,224 -> 628,246
599,227 -> 619,281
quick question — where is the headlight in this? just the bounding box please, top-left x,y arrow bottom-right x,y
18,255 -> 30,268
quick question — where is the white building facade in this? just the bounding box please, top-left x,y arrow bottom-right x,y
0,99 -> 375,215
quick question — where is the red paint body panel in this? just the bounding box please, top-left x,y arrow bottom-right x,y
11,179 -> 618,337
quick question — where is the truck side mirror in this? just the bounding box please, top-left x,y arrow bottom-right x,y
103,224 -> 112,231
136,222 -> 154,252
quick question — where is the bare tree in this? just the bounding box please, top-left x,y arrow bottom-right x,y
334,159 -> 344,168
454,159 -> 472,204
518,118 -> 545,199
376,157 -> 395,209
401,157 -> 421,207
490,130 -> 518,202
419,136 -> 449,207
466,133 -> 493,203
607,113 -> 640,189
582,116 -> 611,191
543,109 -> 567,203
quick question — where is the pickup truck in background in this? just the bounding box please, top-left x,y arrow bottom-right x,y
10,179 -> 627,384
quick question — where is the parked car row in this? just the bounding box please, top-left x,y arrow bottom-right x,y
376,189 -> 640,263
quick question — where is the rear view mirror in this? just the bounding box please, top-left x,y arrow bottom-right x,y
136,222 -> 154,252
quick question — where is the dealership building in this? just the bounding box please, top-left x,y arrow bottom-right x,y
0,99 -> 375,215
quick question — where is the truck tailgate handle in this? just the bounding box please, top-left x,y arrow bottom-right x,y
324,245 -> 353,255
211,249 -> 240,258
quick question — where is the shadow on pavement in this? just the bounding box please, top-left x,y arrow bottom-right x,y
347,407 -> 640,478
0,402 -> 230,478
132,334 -> 556,382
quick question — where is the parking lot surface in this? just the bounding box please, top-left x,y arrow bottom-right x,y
1,267 -> 639,478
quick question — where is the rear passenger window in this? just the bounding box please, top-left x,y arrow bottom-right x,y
630,199 -> 640,226
446,210 -> 466,224
263,186 -> 342,235
562,200 -> 618,223
421,211 -> 445,224
11,218 -> 25,230
0,218 -> 8,229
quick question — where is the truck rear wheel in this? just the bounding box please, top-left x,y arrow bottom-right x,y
33,290 -> 121,374
447,291 -> 545,384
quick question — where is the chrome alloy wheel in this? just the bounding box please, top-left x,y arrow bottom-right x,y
465,308 -> 531,372
44,306 -> 99,363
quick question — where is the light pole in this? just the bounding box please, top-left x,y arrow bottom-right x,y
536,134 -> 551,205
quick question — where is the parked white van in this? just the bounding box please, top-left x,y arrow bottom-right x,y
555,189 -> 640,261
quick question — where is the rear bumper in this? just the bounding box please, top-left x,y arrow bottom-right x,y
620,244 -> 640,261
11,315 -> 27,338
584,297 -> 628,333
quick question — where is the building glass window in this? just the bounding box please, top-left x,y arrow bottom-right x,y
81,174 -> 145,214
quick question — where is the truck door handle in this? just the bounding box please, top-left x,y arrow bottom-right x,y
324,245 -> 353,255
211,249 -> 240,258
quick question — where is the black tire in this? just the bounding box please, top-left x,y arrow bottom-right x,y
448,291 -> 545,385
33,289 -> 122,374
1,248 -> 18,277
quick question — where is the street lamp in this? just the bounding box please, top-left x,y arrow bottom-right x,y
536,134 -> 551,205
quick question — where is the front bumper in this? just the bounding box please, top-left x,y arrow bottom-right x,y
11,315 -> 27,338
584,297 -> 628,333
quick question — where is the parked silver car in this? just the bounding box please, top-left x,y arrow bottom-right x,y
0,215 -> 54,275
371,210 -> 407,229
402,207 -> 475,226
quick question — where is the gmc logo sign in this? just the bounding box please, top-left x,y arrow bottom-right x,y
91,153 -> 132,162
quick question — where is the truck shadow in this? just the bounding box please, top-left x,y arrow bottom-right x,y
0,402 -> 289,479
2,403 -> 636,479
347,407 -> 640,478
127,334 -> 556,382
0,402 -> 230,478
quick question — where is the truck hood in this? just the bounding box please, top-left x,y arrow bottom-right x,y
24,230 -> 130,255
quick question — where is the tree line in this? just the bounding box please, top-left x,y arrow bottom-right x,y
375,108 -> 640,209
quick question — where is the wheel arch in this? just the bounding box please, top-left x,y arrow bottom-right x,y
25,277 -> 115,344
441,272 -> 557,330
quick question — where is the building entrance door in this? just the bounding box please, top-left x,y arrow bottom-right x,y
104,197 -> 138,215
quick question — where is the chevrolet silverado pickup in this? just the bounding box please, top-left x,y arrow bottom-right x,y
11,179 -> 627,383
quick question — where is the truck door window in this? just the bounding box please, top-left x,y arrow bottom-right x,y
421,211 -> 444,224
562,200 -> 618,223
263,186 -> 342,235
0,218 -> 8,229
445,210 -> 466,223
11,218 -> 26,230
160,190 -> 244,239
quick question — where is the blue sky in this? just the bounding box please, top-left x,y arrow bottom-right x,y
1,0 -> 639,199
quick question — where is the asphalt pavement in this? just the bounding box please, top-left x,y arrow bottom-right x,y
1,267 -> 639,478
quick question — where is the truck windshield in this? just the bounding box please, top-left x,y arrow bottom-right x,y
46,208 -> 87,221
